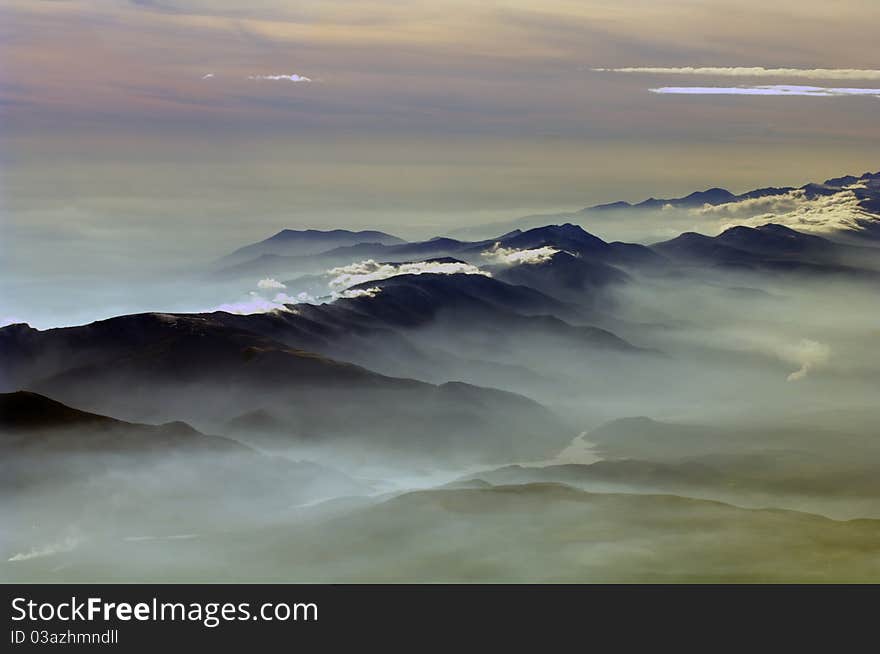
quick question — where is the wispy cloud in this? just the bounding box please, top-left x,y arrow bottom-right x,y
247,74 -> 312,82
257,277 -> 286,290
695,189 -> 879,234
213,291 -> 295,315
651,85 -> 880,98
326,259 -> 489,291
783,339 -> 831,382
481,243 -> 559,266
595,67 -> 880,80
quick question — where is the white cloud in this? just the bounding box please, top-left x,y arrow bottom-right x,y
693,189 -> 879,234
201,73 -> 215,79
326,259 -> 489,291
480,243 -> 560,265
273,291 -> 312,304
783,339 -> 831,382
694,189 -> 816,220
214,291 -> 294,315
247,74 -> 312,82
595,67 -> 880,81
650,85 -> 880,98
337,286 -> 382,299
8,535 -> 81,562
257,277 -> 286,289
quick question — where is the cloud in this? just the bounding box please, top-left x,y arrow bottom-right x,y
481,243 -> 559,265
247,74 -> 312,82
213,291 -> 295,315
783,339 -> 831,382
694,189 -> 818,219
8,535 -> 81,562
201,73 -> 215,79
326,259 -> 489,291
650,85 -> 880,98
595,67 -> 880,80
272,291 -> 312,304
257,277 -> 286,289
693,189 -> 878,234
337,286 -> 382,299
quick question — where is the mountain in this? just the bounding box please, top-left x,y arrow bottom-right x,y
0,313 -> 572,465
205,271 -> 640,398
486,223 -> 663,268
445,170 -> 880,242
463,451 -> 880,513
0,390 -> 372,564
29,483 -> 880,582
0,390 -> 237,453
216,223 -> 662,281
652,223 -> 880,277
220,228 -> 405,266
492,251 -> 629,304
214,237 -> 486,280
586,171 -> 880,213
591,187 -> 739,211
584,416 -> 880,464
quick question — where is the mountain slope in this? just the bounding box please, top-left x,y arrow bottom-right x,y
652,223 -> 880,276
0,314 -> 572,464
220,228 -> 405,266
25,483 -> 880,582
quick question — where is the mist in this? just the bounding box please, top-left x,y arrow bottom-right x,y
4,194 -> 880,582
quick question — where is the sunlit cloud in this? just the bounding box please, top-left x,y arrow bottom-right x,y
257,277 -> 286,290
337,286 -> 382,299
693,189 -> 879,234
481,243 -> 559,266
595,67 -> 880,80
650,85 -> 880,98
201,73 -> 215,79
247,74 -> 312,82
326,259 -> 489,291
213,291 -> 295,315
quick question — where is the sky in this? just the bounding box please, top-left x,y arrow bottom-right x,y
1,0 -> 879,320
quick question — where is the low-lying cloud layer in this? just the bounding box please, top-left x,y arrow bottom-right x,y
481,243 -> 560,266
596,67 -> 880,80
213,259 -> 486,315
693,189 -> 877,233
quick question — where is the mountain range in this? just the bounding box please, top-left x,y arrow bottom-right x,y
447,170 -> 880,240
5,168 -> 880,582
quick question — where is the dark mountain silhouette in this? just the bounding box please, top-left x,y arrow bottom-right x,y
0,390 -> 241,453
220,228 -> 405,266
493,251 -> 629,303
652,223 -> 880,277
587,171 -> 880,222
458,224 -> 664,269
212,272 -> 637,363
592,187 -> 738,211
0,312 -> 572,463
0,391 -> 372,537
217,223 -> 662,280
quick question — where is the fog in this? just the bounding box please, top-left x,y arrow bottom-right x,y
4,203 -> 880,582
